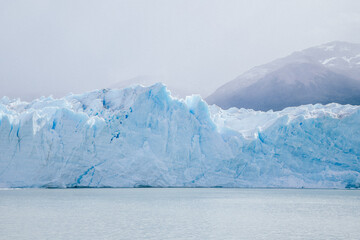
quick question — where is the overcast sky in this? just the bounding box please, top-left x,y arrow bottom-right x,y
1,0 -> 360,100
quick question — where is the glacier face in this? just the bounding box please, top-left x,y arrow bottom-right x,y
0,84 -> 359,188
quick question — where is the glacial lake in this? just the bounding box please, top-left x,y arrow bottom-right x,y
0,188 -> 359,240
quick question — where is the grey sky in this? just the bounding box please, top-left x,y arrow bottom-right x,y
1,0 -> 360,100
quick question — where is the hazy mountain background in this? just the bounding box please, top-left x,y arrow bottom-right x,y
1,1 -> 360,101
108,75 -> 191,99
206,41 -> 360,111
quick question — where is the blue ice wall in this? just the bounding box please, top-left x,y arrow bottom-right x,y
0,84 -> 359,188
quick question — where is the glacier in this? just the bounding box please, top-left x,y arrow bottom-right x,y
0,83 -> 359,188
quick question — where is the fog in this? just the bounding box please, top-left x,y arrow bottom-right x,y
1,0 -> 360,100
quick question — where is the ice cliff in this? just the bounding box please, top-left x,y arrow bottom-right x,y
0,84 -> 359,188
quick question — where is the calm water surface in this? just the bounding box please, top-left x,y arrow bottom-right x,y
0,188 -> 359,240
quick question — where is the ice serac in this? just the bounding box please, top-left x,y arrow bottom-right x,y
0,84 -> 359,188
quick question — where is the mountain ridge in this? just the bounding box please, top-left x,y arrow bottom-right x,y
206,41 -> 360,111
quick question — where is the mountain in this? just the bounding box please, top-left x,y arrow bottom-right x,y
109,75 -> 191,99
206,41 -> 360,111
0,84 -> 359,188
